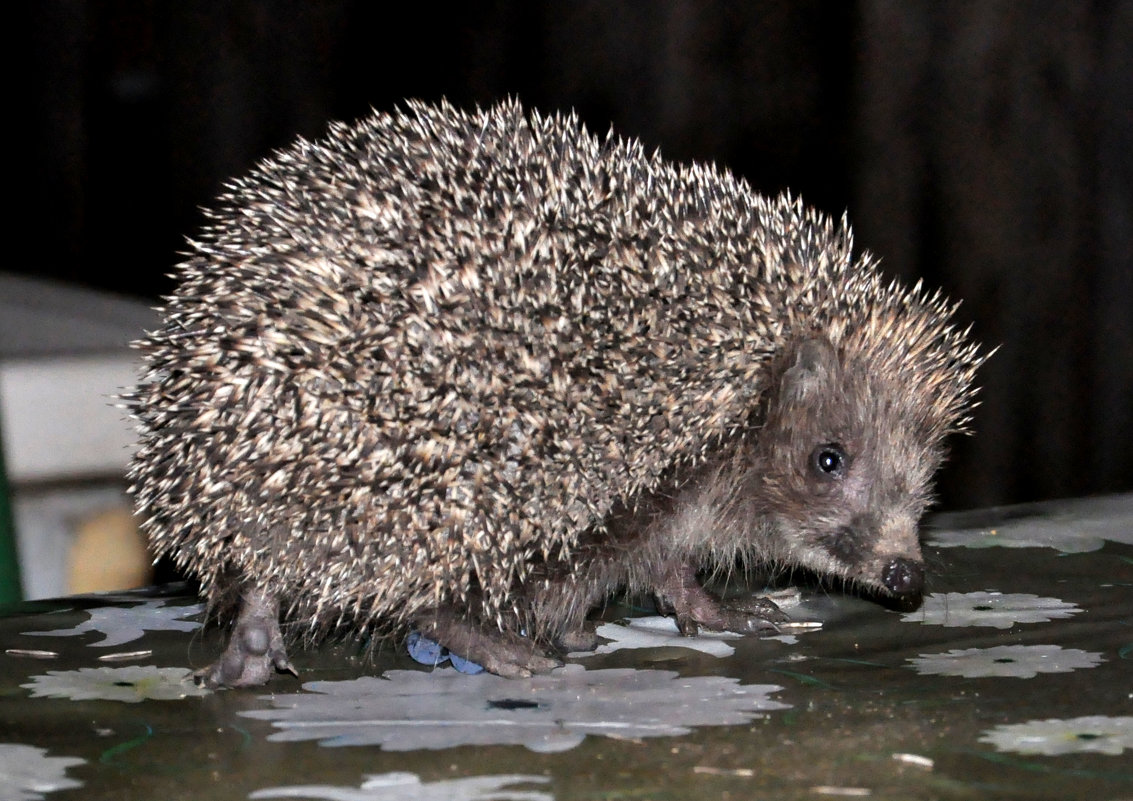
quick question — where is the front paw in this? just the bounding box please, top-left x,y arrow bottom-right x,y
675,596 -> 788,636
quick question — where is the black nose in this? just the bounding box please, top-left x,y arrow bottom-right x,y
881,558 -> 924,596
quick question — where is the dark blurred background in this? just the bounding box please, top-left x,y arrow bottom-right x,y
19,1 -> 1133,511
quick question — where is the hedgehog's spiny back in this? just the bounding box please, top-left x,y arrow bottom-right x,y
129,100 -> 980,632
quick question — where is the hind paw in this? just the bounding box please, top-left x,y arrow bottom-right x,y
196,589 -> 297,688
555,625 -> 600,653
412,610 -> 560,678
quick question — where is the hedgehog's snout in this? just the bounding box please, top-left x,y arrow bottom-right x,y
881,557 -> 924,597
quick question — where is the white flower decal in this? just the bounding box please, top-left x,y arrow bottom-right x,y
21,666 -> 210,703
574,616 -> 742,658
241,663 -> 789,753
927,493 -> 1133,553
901,592 -> 1081,629
249,771 -> 552,801
0,744 -> 84,800
907,645 -> 1104,678
979,716 -> 1133,756
22,600 -> 202,647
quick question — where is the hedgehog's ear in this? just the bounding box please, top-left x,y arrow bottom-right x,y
781,338 -> 839,403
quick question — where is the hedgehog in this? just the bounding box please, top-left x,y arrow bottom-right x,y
127,99 -> 987,687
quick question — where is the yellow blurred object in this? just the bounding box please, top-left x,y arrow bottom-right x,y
68,508 -> 152,593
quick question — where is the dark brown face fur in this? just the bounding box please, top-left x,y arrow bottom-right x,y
748,337 -> 946,601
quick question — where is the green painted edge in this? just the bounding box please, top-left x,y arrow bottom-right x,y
0,414 -> 24,603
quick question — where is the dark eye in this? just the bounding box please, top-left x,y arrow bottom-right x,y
811,443 -> 848,479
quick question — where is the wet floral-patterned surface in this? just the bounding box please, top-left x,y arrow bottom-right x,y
1,494 -> 1130,800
